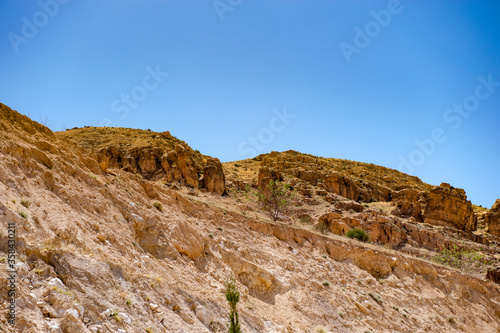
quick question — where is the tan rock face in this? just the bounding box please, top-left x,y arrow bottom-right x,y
324,172 -> 359,201
423,183 -> 477,231
485,199 -> 500,236
201,157 -> 226,195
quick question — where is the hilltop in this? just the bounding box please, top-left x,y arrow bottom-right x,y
0,102 -> 500,332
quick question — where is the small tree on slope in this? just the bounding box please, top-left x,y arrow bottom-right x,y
257,180 -> 292,221
225,277 -> 241,333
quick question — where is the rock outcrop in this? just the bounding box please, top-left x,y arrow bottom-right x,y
485,199 -> 500,236
324,172 -> 360,201
423,183 -> 477,231
391,189 -> 424,221
58,127 -> 226,195
201,157 -> 226,195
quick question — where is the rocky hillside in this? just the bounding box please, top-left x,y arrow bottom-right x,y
1,102 -> 500,333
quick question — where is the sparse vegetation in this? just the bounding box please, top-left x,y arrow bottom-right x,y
297,214 -> 312,223
346,228 -> 369,242
20,198 -> 31,208
19,211 -> 28,219
314,222 -> 327,234
153,201 -> 163,211
314,326 -> 327,333
245,302 -> 255,310
432,244 -> 487,274
110,311 -> 120,322
225,277 -> 241,333
257,180 -> 293,221
322,280 -> 330,287
368,292 -> 383,304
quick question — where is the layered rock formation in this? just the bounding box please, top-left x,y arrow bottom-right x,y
423,183 -> 477,231
57,127 -> 226,195
324,172 -> 360,201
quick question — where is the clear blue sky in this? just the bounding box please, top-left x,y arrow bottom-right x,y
1,0 -> 499,207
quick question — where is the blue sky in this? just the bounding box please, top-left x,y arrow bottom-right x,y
1,0 -> 499,207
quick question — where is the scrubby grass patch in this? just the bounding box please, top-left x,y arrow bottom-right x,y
346,228 -> 369,242
432,244 -> 488,274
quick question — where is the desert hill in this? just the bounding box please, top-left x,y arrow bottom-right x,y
1,102 -> 500,332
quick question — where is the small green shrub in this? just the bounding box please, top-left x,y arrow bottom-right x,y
322,280 -> 330,287
153,201 -> 163,212
20,198 -> 31,208
19,211 -> 28,219
346,229 -> 369,242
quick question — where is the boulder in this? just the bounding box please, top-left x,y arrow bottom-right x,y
195,305 -> 214,326
485,199 -> 500,236
324,172 -> 359,201
423,183 -> 477,231
318,210 -> 343,232
334,200 -> 364,212
201,157 -> 226,195
169,221 -> 206,260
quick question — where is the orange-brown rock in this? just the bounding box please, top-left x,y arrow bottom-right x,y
318,210 -> 345,233
485,199 -> 500,236
391,201 -> 423,221
423,183 -> 477,231
324,172 -> 359,201
390,189 -> 424,221
295,169 -> 326,185
201,157 -> 226,195
334,200 -> 364,212
358,182 -> 392,202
